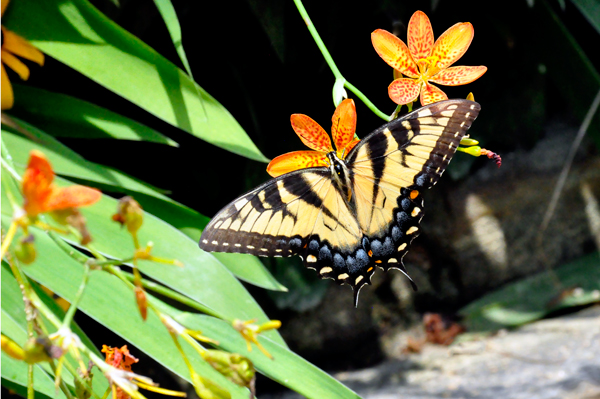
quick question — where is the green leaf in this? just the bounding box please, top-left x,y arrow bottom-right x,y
1,131 -> 285,292
2,123 -> 170,199
570,0 -> 600,35
152,0 -> 194,80
10,84 -> 178,146
0,229 -> 253,399
0,175 -> 285,346
3,0 -> 268,162
163,304 -> 363,399
459,252 -> 600,332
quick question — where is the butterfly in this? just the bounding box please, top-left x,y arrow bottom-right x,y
200,99 -> 481,306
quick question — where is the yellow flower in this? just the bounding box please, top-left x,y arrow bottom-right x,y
1,0 -> 45,110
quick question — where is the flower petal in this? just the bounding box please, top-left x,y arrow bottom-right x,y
2,28 -> 44,66
407,11 -> 434,61
430,22 -> 474,70
22,151 -> 55,216
1,63 -> 14,110
266,151 -> 328,177
388,78 -> 421,105
429,65 -> 487,86
420,82 -> 448,105
331,99 -> 357,153
290,114 -> 333,153
344,138 -> 361,156
371,29 -> 419,78
1,50 -> 30,80
44,185 -> 101,212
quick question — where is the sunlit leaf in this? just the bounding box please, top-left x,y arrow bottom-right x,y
10,84 -> 178,145
3,0 -> 268,162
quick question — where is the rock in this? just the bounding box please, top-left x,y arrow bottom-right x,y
264,305 -> 600,398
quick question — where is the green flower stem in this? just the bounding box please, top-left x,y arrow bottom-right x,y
292,0 -> 389,121
343,81 -> 390,121
61,263 -> 90,330
119,269 -> 221,319
27,364 -> 34,399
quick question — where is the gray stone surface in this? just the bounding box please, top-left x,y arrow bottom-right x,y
265,306 -> 600,399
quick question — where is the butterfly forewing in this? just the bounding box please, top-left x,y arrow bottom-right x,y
200,99 -> 481,305
199,169 -> 362,258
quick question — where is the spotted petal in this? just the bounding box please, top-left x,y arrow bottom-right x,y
429,65 -> 487,86
430,22 -> 474,71
290,114 -> 333,153
407,11 -> 435,62
388,78 -> 421,105
266,151 -> 328,177
331,99 -> 357,156
420,82 -> 448,105
371,29 -> 419,78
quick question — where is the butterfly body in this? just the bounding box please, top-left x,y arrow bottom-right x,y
200,99 -> 481,306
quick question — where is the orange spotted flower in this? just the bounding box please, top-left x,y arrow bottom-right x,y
1,0 -> 45,110
22,150 -> 101,217
371,10 -> 486,106
267,99 -> 360,177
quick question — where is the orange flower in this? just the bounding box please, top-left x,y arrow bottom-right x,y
267,99 -> 361,177
371,11 -> 486,106
1,0 -> 45,110
102,345 -> 139,372
22,150 -> 101,217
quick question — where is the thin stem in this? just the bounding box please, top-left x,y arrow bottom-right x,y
27,364 -> 34,399
344,81 -> 389,121
293,0 -> 342,79
119,269 -> 220,319
292,0 -> 389,121
61,263 -> 90,329
1,221 -> 19,259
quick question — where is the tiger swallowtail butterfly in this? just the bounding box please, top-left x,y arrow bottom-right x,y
200,99 -> 481,306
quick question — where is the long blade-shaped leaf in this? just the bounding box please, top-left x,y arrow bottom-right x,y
3,0 -> 268,162
10,84 -> 178,145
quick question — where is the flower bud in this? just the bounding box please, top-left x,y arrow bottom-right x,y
14,235 -> 36,264
459,137 -> 479,147
112,196 -> 144,235
204,350 -> 255,388
23,337 -> 52,364
190,369 -> 231,399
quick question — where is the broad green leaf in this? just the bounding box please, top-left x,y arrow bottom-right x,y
0,176 -> 285,346
1,134 -> 286,292
2,124 -> 170,199
163,304 -> 362,399
459,252 -> 600,332
3,0 -> 268,162
0,228 -> 256,399
10,84 -> 178,146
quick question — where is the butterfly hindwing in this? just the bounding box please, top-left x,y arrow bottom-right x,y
200,99 -> 481,305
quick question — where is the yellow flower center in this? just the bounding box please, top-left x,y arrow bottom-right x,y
416,56 -> 441,80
